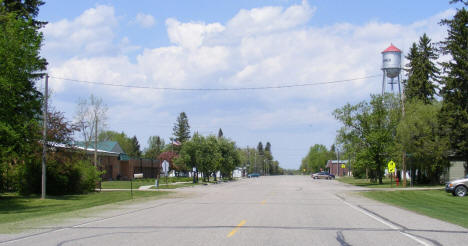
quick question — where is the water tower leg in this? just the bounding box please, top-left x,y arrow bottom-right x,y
397,75 -> 401,98
382,72 -> 386,95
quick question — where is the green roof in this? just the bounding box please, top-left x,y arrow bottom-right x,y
119,153 -> 130,161
74,141 -> 125,154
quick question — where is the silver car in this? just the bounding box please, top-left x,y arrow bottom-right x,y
312,172 -> 334,180
445,174 -> 468,197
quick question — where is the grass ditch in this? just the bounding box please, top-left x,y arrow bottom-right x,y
338,176 -> 443,189
362,190 -> 468,228
0,190 -> 171,232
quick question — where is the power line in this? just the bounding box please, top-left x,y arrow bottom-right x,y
48,75 -> 380,91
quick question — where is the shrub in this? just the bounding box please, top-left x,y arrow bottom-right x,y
18,157 -> 101,195
76,160 -> 101,193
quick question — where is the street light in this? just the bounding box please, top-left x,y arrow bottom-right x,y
336,146 -> 340,177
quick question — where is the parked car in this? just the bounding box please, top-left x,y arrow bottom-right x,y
312,172 -> 335,180
445,174 -> 468,197
247,173 -> 260,178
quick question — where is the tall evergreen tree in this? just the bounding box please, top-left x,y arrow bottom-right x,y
265,142 -> 271,152
172,112 -> 191,144
404,34 -> 439,103
128,136 -> 142,158
257,142 -> 264,155
2,0 -> 46,28
439,6 -> 468,171
0,1 -> 47,191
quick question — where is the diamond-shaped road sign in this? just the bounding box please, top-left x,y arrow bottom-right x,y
387,160 -> 396,173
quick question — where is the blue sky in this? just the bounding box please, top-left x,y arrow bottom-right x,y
37,1 -> 459,169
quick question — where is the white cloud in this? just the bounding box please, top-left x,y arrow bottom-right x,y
166,18 -> 225,49
43,5 -> 118,58
134,13 -> 156,28
226,0 -> 315,37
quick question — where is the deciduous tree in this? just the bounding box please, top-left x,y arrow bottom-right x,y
144,136 -> 165,159
218,138 -> 240,179
334,94 -> 400,183
74,95 -> 107,166
397,100 -> 449,184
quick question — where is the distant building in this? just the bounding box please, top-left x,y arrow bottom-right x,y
326,160 -> 349,177
53,141 -> 160,180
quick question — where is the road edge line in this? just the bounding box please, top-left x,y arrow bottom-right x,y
341,200 -> 431,246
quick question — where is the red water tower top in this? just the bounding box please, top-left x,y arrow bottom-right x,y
382,43 -> 401,53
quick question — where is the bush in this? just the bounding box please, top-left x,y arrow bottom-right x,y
17,158 -> 41,194
76,160 -> 101,193
18,157 -> 101,195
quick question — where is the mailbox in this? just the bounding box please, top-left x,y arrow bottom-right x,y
133,173 -> 143,179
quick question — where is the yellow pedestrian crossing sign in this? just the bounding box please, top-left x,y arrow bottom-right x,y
387,160 -> 396,173
341,164 -> 346,169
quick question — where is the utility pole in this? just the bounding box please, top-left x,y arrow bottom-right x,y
94,116 -> 98,167
41,75 -> 48,199
247,146 -> 250,176
401,85 -> 407,187
254,152 -> 257,173
337,147 -> 340,177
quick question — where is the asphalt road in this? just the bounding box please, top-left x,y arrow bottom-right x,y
1,176 -> 467,246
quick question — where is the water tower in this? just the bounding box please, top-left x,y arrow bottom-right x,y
381,44 -> 402,95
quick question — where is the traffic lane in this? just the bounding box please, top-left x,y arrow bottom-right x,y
1,180 -> 272,246
224,176 -> 425,246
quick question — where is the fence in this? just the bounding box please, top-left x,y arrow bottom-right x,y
131,158 -> 161,179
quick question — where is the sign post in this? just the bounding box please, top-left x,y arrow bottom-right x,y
387,160 -> 396,188
192,167 -> 197,183
162,160 -> 169,186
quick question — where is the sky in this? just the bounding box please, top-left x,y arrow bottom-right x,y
36,0 -> 460,170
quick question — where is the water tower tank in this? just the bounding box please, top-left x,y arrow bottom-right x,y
382,44 -> 401,78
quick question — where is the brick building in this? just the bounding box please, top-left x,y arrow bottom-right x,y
326,160 -> 349,177
61,141 -> 161,180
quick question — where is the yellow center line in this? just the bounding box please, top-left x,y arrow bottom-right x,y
227,220 -> 246,238
260,200 -> 266,205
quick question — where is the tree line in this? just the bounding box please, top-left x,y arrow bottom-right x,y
299,144 -> 337,174
237,142 -> 284,176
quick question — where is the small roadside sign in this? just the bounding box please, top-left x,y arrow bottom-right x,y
387,160 -> 396,173
162,160 -> 169,174
341,164 -> 346,169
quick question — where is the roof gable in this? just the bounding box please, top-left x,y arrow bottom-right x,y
74,141 -> 125,154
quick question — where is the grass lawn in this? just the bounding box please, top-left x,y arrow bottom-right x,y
338,176 -> 443,189
0,191 -> 170,226
362,190 -> 468,228
101,177 -> 193,189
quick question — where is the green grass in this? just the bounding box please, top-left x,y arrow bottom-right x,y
362,190 -> 468,228
0,191 -> 170,225
338,176 -> 443,188
101,177 -> 193,189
